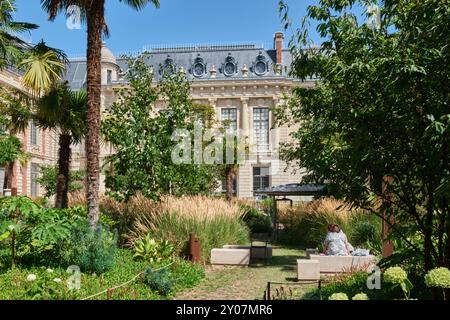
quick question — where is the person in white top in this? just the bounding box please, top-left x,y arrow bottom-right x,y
323,224 -> 354,255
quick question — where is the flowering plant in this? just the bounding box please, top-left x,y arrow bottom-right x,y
25,267 -> 78,300
328,292 -> 349,300
352,293 -> 369,300
424,267 -> 450,300
383,266 -> 413,300
424,267 -> 450,289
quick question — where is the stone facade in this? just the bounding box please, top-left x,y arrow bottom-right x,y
65,33 -> 314,199
0,68 -> 59,197
1,32 -> 314,200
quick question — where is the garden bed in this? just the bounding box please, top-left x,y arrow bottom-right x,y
0,249 -> 204,300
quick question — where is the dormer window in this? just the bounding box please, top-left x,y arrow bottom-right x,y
160,56 -> 176,75
220,54 -> 237,77
191,54 -> 206,78
252,52 -> 269,76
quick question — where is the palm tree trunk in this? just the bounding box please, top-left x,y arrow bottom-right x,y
85,0 -> 105,228
55,133 -> 72,209
3,162 -> 14,191
225,165 -> 234,201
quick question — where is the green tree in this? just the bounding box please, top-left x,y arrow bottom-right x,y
0,0 -> 38,69
277,0 -> 450,278
1,83 -> 87,208
101,54 -> 219,200
36,165 -> 84,199
37,83 -> 87,208
0,115 -> 29,191
41,0 -> 161,228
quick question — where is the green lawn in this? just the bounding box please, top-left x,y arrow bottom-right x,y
174,245 -> 316,300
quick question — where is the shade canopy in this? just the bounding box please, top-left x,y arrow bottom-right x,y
254,183 -> 326,196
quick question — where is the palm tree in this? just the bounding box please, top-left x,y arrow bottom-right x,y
1,83 -> 87,208
0,0 -> 38,69
41,0 -> 160,228
37,83 -> 87,208
18,40 -> 67,96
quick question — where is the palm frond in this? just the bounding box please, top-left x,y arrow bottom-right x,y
36,82 -> 87,141
119,0 -> 160,10
18,41 -> 67,96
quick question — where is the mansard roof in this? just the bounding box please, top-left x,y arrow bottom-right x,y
64,42 -> 295,90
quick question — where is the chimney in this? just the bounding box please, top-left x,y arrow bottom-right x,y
274,32 -> 284,65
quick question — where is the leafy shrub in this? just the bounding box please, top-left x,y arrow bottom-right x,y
59,222 -> 117,274
241,205 -> 272,234
17,208 -> 75,265
144,267 -> 174,296
303,269 -> 432,300
133,234 -> 174,264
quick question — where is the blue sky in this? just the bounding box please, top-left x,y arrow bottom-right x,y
12,1 -> 364,57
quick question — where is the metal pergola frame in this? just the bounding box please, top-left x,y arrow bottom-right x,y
254,184 -> 327,240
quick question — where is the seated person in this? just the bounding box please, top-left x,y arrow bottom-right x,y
323,224 -> 354,256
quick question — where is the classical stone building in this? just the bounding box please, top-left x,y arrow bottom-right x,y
64,32 -> 314,199
1,32 -> 313,199
0,67 -> 59,197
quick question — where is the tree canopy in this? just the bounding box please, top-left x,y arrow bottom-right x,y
277,0 -> 450,271
102,55 -> 220,200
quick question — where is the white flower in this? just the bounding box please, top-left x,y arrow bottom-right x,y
46,268 -> 54,273
26,274 -> 37,282
53,278 -> 62,283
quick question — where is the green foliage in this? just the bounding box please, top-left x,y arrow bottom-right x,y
36,165 -> 85,198
23,267 -> 77,300
241,205 -> 272,234
0,0 -> 38,69
17,208 -> 75,264
0,132 -> 22,166
0,249 -> 203,300
102,54 -> 219,201
59,222 -> 117,274
277,0 -> 450,272
0,196 -> 39,267
171,259 -> 205,291
133,234 -> 174,264
144,267 -> 174,296
304,269 -> 432,300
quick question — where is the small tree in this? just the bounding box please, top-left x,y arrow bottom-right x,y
102,54 -> 219,200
